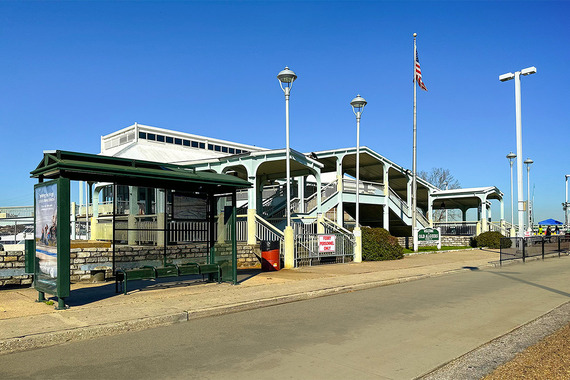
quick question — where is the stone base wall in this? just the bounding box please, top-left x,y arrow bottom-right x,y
397,236 -> 472,249
1,242 -> 262,286
0,250 -> 32,286
237,244 -> 261,268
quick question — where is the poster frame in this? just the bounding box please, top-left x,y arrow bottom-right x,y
33,178 -> 70,302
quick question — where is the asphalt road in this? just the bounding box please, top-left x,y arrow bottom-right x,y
2,257 -> 570,380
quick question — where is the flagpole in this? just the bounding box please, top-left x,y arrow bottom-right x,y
412,33 -> 418,252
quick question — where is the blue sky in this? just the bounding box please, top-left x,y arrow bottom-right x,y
0,1 -> 568,224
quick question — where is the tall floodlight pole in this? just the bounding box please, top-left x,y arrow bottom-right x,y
351,95 -> 367,263
524,158 -> 533,231
507,152 -> 517,227
277,66 -> 297,269
499,66 -> 536,237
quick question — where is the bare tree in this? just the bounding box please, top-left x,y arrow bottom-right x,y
419,168 -> 461,222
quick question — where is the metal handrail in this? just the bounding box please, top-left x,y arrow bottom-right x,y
255,214 -> 284,242
305,180 -> 338,212
237,184 -> 287,215
388,187 -> 429,227
322,216 -> 355,243
389,188 -> 409,216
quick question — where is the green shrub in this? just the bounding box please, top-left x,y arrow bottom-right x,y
471,231 -> 511,249
361,227 -> 404,261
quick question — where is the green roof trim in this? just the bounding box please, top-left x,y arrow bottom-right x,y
31,150 -> 251,191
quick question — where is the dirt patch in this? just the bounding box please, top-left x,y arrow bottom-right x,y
484,322 -> 570,379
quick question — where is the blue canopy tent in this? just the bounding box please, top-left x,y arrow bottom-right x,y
538,218 -> 563,225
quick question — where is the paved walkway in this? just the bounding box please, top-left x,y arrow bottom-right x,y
0,249 -> 505,356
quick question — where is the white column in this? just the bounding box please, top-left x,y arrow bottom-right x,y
247,175 -> 257,245
427,192 -> 433,227
128,186 -> 138,245
336,158 -> 344,226
156,189 -> 166,247
383,164 -> 390,231
480,197 -> 488,232
316,172 -> 322,214
297,176 -> 305,213
406,177 -> 413,216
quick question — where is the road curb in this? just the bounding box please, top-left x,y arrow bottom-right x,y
0,312 -> 189,356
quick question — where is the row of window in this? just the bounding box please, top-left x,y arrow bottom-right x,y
138,132 -> 249,154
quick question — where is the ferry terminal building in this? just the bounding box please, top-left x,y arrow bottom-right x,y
80,122 -> 506,268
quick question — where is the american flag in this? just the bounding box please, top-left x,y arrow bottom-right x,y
415,50 -> 428,91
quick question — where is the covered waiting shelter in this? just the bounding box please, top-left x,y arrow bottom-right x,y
28,150 -> 250,309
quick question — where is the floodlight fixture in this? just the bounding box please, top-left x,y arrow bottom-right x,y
499,72 -> 515,82
521,66 -> 537,76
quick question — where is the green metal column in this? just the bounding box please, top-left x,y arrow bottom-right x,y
231,191 -> 237,285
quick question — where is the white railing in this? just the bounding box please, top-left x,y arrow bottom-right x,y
293,218 -> 317,235
322,216 -> 355,243
388,188 -> 429,228
114,216 -> 159,243
305,180 -> 338,212
342,179 -> 384,196
236,217 -> 247,242
433,222 -> 477,236
389,188 -> 409,216
169,220 -> 210,242
255,214 -> 284,242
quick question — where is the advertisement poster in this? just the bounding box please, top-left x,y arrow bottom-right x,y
35,182 -> 58,279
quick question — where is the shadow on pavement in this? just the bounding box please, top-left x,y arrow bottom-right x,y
489,271 -> 570,298
54,269 -> 263,307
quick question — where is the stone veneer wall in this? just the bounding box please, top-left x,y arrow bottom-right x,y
0,243 -> 262,286
397,236 -> 472,249
0,249 -> 31,286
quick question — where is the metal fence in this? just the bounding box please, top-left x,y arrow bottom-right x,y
500,235 -> 570,264
294,232 -> 354,266
435,222 -> 478,236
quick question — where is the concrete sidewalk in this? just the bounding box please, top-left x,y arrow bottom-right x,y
0,249 -> 499,355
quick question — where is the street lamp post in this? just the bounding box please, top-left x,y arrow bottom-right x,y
524,158 -> 533,232
499,66 -> 537,237
350,95 -> 367,263
277,66 -> 297,269
506,152 -> 517,229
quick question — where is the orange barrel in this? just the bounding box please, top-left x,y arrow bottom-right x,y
261,240 -> 281,271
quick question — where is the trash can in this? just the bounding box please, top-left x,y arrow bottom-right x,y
261,240 -> 281,271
